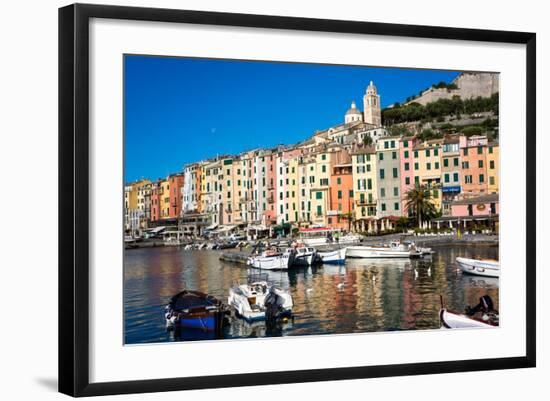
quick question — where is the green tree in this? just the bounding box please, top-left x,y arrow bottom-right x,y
461,126 -> 484,137
363,135 -> 373,147
387,125 -> 412,137
405,184 -> 437,228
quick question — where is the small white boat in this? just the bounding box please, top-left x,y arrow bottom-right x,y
291,246 -> 317,266
456,257 -> 499,278
346,241 -> 420,259
228,277 -> 293,321
439,309 -> 497,329
247,249 -> 292,270
317,248 -> 347,265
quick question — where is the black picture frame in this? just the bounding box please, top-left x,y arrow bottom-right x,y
59,3 -> 536,397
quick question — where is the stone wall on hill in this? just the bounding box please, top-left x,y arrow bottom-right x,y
406,72 -> 499,106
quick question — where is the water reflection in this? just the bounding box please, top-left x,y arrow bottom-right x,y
124,244 -> 499,344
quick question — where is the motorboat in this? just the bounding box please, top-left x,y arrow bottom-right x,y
247,248 -> 292,270
456,257 -> 499,278
403,241 -> 434,255
290,246 -> 317,266
317,247 -> 347,265
439,295 -> 498,329
164,290 -> 227,333
228,275 -> 293,321
346,241 -> 421,258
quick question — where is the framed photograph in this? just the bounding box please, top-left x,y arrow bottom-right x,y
59,3 -> 536,397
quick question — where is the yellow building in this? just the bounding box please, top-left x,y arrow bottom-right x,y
124,179 -> 151,232
160,179 -> 170,219
310,149 -> 332,226
351,146 -> 378,232
201,159 -> 223,225
486,142 -> 499,194
285,157 -> 300,224
412,139 -> 443,211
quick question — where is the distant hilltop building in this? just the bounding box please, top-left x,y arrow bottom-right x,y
406,72 -> 499,106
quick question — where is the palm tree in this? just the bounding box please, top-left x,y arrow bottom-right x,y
405,184 -> 437,228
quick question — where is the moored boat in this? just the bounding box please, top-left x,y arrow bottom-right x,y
247,248 -> 292,270
165,290 -> 227,333
317,247 -> 347,265
439,295 -> 499,329
346,241 -> 420,258
228,275 -> 293,321
439,309 -> 496,329
291,246 -> 317,266
456,257 -> 499,278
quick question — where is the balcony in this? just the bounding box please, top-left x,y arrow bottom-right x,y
356,199 -> 376,206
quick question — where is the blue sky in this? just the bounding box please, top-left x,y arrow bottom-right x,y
124,55 -> 459,182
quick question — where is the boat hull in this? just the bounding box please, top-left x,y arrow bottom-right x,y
456,257 -> 500,278
439,309 -> 496,329
346,245 -> 411,258
318,248 -> 347,264
177,315 -> 218,331
248,255 -> 290,270
165,290 -> 226,333
292,253 -> 314,267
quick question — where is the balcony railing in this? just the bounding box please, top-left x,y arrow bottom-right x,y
356,199 -> 376,206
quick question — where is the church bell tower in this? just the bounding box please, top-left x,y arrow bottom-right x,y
363,81 -> 381,127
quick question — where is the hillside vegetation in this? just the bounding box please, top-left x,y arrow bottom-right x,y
383,93 -> 499,126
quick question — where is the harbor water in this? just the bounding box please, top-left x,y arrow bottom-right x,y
124,244 -> 499,344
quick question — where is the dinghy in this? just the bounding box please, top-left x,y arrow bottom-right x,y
164,290 -> 227,333
439,295 -> 498,329
456,257 -> 499,278
439,309 -> 497,329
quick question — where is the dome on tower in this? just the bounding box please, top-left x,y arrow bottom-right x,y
345,101 -> 363,124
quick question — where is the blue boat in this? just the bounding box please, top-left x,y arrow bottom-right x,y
165,290 -> 227,334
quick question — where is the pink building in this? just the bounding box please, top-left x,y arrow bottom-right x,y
433,193 -> 499,232
263,150 -> 278,226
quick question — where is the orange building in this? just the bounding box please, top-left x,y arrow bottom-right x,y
150,180 -> 162,222
459,135 -> 488,196
328,163 -> 354,230
326,149 -> 354,230
167,173 -> 184,219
